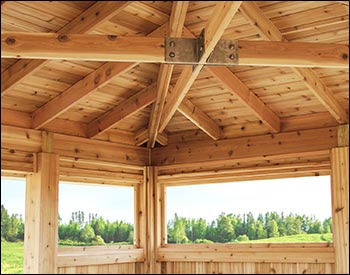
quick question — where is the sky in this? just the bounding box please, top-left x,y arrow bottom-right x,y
1,175 -> 332,224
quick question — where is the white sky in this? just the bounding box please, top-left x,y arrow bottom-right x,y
1,176 -> 332,224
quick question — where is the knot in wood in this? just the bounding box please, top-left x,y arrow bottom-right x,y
105,68 -> 112,76
94,75 -> 101,84
342,53 -> 348,60
5,36 -> 16,45
57,34 -> 69,42
108,35 -> 118,41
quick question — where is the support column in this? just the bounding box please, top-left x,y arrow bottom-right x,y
24,152 -> 59,274
331,124 -> 349,274
144,166 -> 162,274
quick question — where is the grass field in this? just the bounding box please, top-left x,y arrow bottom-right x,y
1,241 -> 24,274
240,233 -> 333,243
1,234 -> 333,274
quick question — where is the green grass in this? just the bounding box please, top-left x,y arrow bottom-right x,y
1,241 -> 24,274
239,233 -> 333,243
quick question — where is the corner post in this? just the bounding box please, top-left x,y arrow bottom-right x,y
331,124 -> 349,274
24,131 -> 59,274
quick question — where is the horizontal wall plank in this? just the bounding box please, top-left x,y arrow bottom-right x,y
158,243 -> 335,263
57,246 -> 144,267
152,127 -> 337,166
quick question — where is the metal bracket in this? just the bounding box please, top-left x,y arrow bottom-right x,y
165,29 -> 238,66
207,40 -> 238,65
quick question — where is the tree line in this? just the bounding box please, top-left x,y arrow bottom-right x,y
1,206 -> 134,245
1,205 -> 332,245
167,212 -> 332,243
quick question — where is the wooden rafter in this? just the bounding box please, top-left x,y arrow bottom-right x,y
207,67 -> 280,133
135,128 -> 168,147
86,84 -> 157,138
159,1 -> 243,133
1,1 -> 132,97
147,1 -> 189,148
240,1 -> 348,124
32,62 -> 136,129
178,97 -> 222,140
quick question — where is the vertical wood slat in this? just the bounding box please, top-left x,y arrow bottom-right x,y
331,146 -> 349,274
24,153 -> 59,274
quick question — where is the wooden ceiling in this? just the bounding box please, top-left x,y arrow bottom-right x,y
1,1 -> 349,148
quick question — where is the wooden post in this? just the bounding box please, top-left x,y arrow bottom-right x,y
331,124 -> 349,274
24,152 -> 59,274
144,166 -> 162,274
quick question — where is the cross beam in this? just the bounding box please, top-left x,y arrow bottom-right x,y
2,32 -> 348,68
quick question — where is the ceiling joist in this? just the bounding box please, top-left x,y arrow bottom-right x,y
1,1 -> 132,97
240,1 -> 348,124
86,84 -> 157,138
207,67 -> 281,133
147,1 -> 189,148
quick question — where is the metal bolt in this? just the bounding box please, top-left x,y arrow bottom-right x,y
229,44 -> 235,50
169,41 -> 175,47
57,34 -> 68,42
199,46 -> 204,52
229,54 -> 236,60
5,36 -> 16,45
169,52 -> 175,58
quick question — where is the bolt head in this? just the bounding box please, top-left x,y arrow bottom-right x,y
169,52 -> 175,58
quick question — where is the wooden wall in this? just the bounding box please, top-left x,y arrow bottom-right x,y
1,125 -> 348,274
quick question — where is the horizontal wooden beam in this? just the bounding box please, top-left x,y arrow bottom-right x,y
32,62 -> 135,129
178,97 -> 222,140
238,40 -> 349,69
87,84 -> 157,138
152,127 -> 337,166
1,33 -> 165,63
2,32 -> 348,68
1,125 -> 149,167
158,161 -> 330,186
158,243 -> 334,263
207,67 -> 281,133
57,247 -> 144,267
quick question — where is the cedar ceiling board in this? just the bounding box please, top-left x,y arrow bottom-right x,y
123,2 -> 170,25
269,3 -> 348,31
110,106 -> 152,132
96,11 -> 159,36
0,1 -> 95,32
258,1 -> 336,19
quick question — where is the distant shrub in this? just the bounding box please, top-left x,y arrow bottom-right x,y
92,235 -> 105,245
236,235 -> 249,242
320,233 -> 332,242
194,239 -> 214,244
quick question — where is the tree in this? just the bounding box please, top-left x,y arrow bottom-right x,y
267,220 -> 279,238
256,220 -> 267,239
216,213 -> 235,243
246,212 -> 256,240
80,223 -> 95,243
168,214 -> 188,243
1,205 -> 10,239
6,214 -> 20,242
